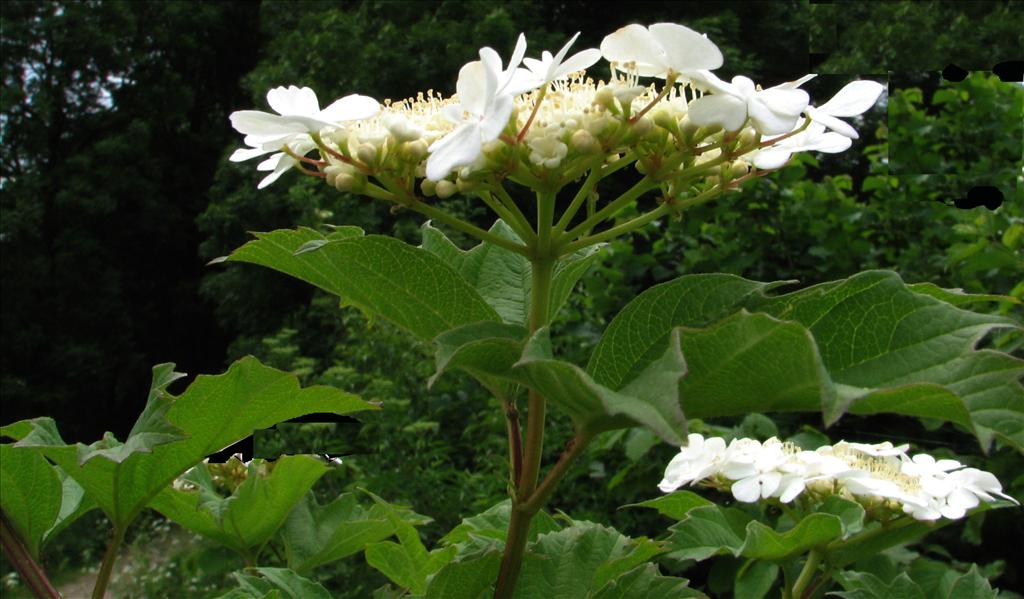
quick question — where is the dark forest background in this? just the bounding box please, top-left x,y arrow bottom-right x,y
1,1 -> 1022,594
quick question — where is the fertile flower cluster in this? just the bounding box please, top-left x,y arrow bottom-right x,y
659,434 -> 1018,521
228,23 -> 884,198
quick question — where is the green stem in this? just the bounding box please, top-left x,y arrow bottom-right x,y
93,526 -> 125,599
477,189 -> 530,241
791,548 -> 823,599
0,512 -> 60,599
490,182 -> 536,243
561,177 -> 658,240
520,430 -> 593,514
493,253 -> 555,599
411,200 -> 529,255
553,161 -> 604,235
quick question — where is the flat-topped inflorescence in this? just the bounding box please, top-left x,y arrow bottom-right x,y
659,434 -> 1019,521
228,23 -> 885,214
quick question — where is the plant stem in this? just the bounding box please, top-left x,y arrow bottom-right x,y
0,512 -> 60,599
92,526 -> 125,599
791,548 -> 822,599
553,161 -> 604,235
521,431 -> 593,514
489,183 -> 536,243
561,176 -> 658,240
494,239 -> 555,598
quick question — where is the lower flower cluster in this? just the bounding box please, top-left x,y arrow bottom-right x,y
659,434 -> 1018,521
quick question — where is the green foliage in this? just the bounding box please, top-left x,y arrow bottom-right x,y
227,229 -> 501,341
149,456 -> 330,563
1,358 -> 374,532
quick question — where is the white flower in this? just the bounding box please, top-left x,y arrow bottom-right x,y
528,136 -> 569,169
522,32 -> 602,88
658,433 -> 727,493
230,86 -> 379,157
750,120 -> 853,169
687,71 -> 809,135
839,440 -> 909,458
722,437 -> 789,503
600,23 -> 723,79
426,59 -> 514,181
479,33 -> 536,96
805,80 -> 885,139
252,138 -> 316,189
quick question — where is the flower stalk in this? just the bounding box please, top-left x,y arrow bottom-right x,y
0,512 -> 60,599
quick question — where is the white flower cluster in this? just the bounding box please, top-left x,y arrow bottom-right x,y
228,23 -> 884,192
659,434 -> 1018,521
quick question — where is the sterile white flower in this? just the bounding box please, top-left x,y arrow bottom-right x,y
658,433 -> 727,493
600,23 -> 723,79
479,33 -> 536,96
805,80 -> 885,139
687,71 -> 809,134
230,86 -> 379,157
723,437 -> 789,503
528,136 -> 569,169
253,138 -> 316,189
839,440 -> 910,458
426,60 -> 514,181
522,32 -> 602,88
750,120 -> 852,169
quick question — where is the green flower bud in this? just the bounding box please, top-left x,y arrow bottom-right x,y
630,116 -> 653,137
594,87 -> 617,112
334,173 -> 358,192
570,129 -> 600,154
420,179 -> 437,197
435,180 -> 456,199
323,165 -> 344,187
456,177 -> 480,194
356,143 -> 377,165
402,139 -> 429,161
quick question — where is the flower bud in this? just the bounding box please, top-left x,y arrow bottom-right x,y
630,116 -> 653,137
570,129 -> 600,154
356,143 -> 377,165
456,177 -> 478,193
738,128 -> 758,148
593,87 -> 617,111
635,160 -> 648,175
323,165 -> 344,187
730,160 -> 751,179
652,109 -> 678,133
402,139 -> 428,161
435,180 -> 456,199
420,179 -> 437,197
334,173 -> 358,192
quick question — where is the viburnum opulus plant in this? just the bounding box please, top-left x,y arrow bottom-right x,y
2,22 -> 1020,599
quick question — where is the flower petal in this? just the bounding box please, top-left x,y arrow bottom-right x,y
649,23 -> 723,72
426,123 -> 482,181
266,85 -> 320,117
806,108 -> 860,138
817,80 -> 885,117
456,61 -> 490,116
229,110 -> 306,137
555,48 -> 602,80
732,477 -> 762,503
229,146 -> 271,162
600,24 -> 665,74
687,93 -> 748,131
319,94 -> 380,122
479,94 -> 513,141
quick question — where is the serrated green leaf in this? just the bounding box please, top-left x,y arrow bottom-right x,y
674,311 -> 837,422
624,490 -> 714,520
42,466 -> 96,549
946,566 -> 998,599
829,518 -> 957,568
229,229 -> 499,341
740,514 -> 843,560
420,221 -> 600,327
908,283 -> 1018,306
78,364 -> 187,464
424,550 -> 501,599
587,274 -> 778,390
281,493 -> 398,574
832,572 -> 926,599
10,357 -> 375,531
149,455 -> 328,560
429,321 -> 526,392
590,563 -> 701,599
756,271 -> 1023,448
363,490 -> 456,595
0,444 -> 61,557
512,522 -> 666,599
816,496 -> 865,537
665,505 -> 751,561
439,499 -> 559,558
249,567 -> 332,599
735,560 -> 778,599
